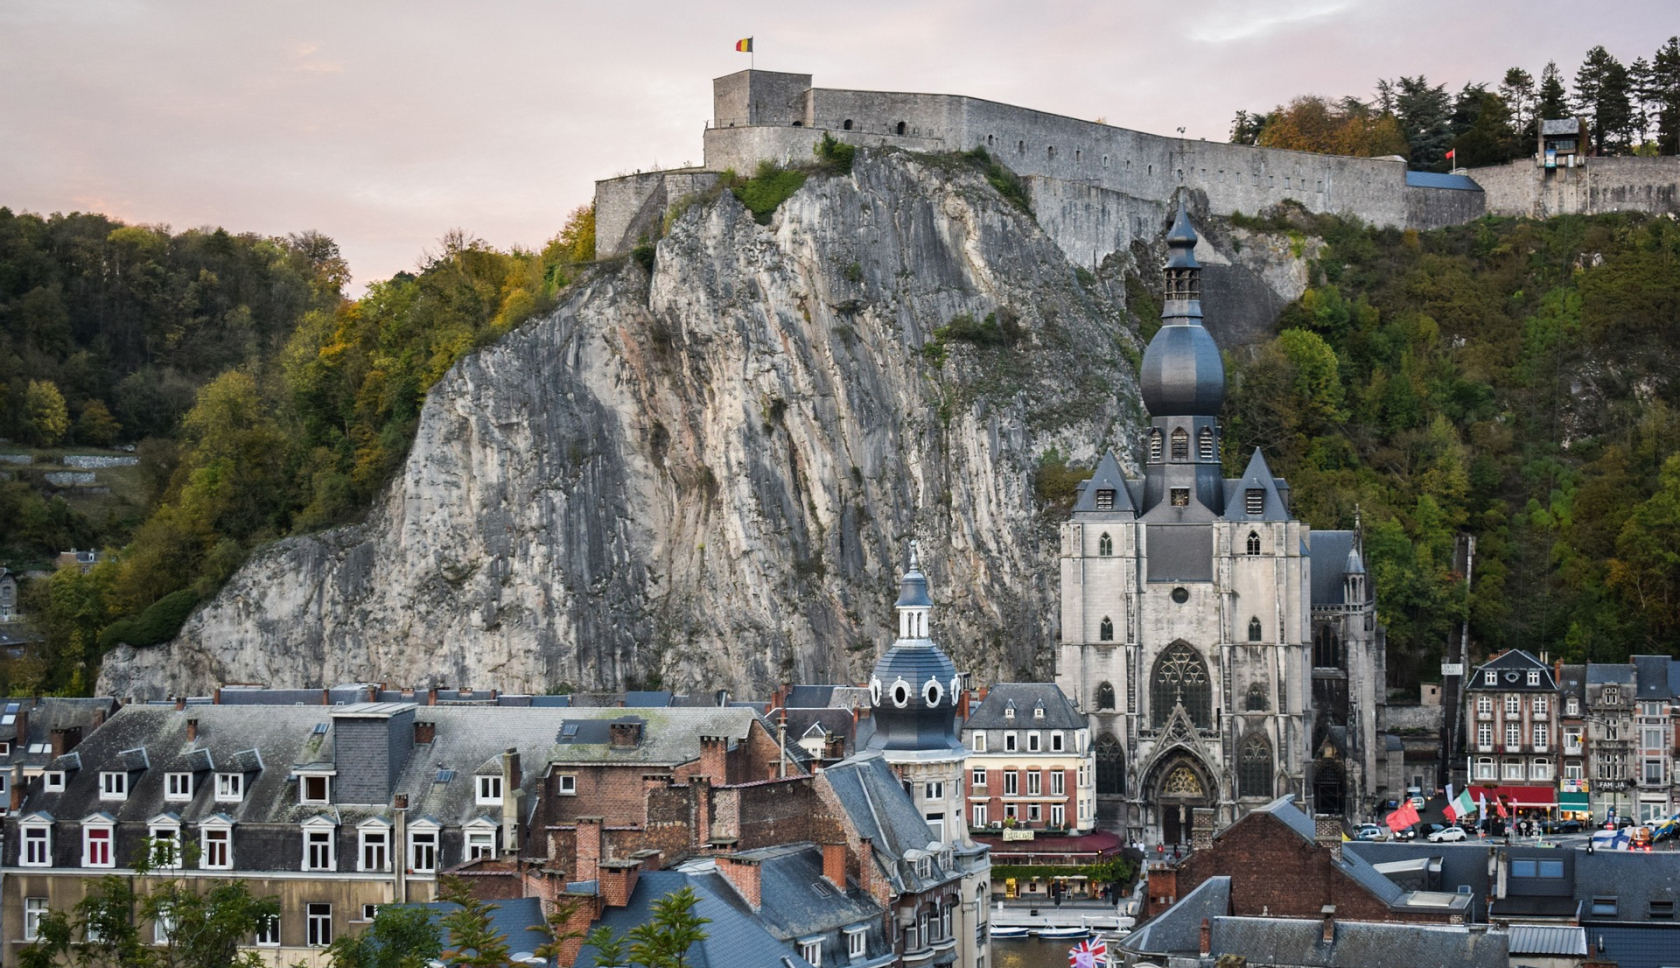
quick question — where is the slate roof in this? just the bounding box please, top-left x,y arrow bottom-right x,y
962,683 -> 1084,730
820,752 -> 955,895
1209,917 -> 1507,968
1307,531 -> 1359,606
684,844 -> 887,959
1509,924 -> 1588,956
1573,849 -> 1680,923
1541,118 -> 1583,135
1249,794 -> 1318,844
1559,663 -> 1587,702
1072,452 -> 1136,515
414,897 -> 552,961
1120,875 -> 1230,956
1632,655 -> 1677,699
572,870 -> 816,968
0,697 -> 120,768
1587,664 -> 1635,686
1586,925 -> 1680,968
1222,449 -> 1289,522
1467,649 -> 1557,692
1344,841 -> 1495,920
1406,170 -> 1481,191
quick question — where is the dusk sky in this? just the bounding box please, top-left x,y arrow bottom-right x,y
2,0 -> 1671,292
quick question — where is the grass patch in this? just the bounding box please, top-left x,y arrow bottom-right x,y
935,310 -> 1024,347
727,162 -> 810,225
959,147 -> 1032,212
1034,448 -> 1090,511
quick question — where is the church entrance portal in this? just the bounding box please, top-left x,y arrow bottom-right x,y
1152,759 -> 1212,846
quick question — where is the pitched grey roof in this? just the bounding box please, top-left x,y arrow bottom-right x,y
1587,925 -> 1680,968
819,752 -> 950,895
1541,118 -> 1582,135
572,870 -> 816,968
1344,841 -> 1495,920
1072,452 -> 1136,515
1336,846 -> 1404,906
413,897 -> 552,961
1509,924 -> 1588,956
963,683 -> 1084,730
700,844 -> 884,944
1222,449 -> 1288,522
1120,875 -> 1230,956
1209,917 -> 1507,968
1468,650 -> 1557,691
1559,663 -> 1586,700
1308,531 -> 1357,606
1587,664 -> 1635,685
1632,655 -> 1676,699
0,697 -> 120,768
1250,794 -> 1317,845
1573,849 -> 1680,923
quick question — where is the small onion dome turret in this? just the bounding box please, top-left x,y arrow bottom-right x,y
1139,199 -> 1225,418
866,543 -> 965,755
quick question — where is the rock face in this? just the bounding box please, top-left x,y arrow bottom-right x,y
99,152 -> 1292,701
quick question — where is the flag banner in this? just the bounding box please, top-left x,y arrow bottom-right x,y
1444,788 -> 1476,822
1070,937 -> 1108,968
1446,148 -> 1456,160
1385,801 -> 1419,832
735,37 -> 753,52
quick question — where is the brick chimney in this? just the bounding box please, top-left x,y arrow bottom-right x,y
698,735 -> 729,784
185,719 -> 198,742
823,842 -> 848,889
1314,815 -> 1343,859
1146,862 -> 1179,919
426,686 -> 438,706
320,688 -> 330,705
823,732 -> 845,761
213,687 -> 222,704
692,776 -> 713,845
9,766 -> 22,812
11,708 -> 25,750
174,696 -> 186,712
413,721 -> 436,744
609,720 -> 643,750
92,706 -> 105,729
1200,918 -> 1211,955
49,726 -> 82,758
599,859 -> 641,908
575,817 -> 603,884
1192,807 -> 1215,851
717,853 -> 763,909
1321,905 -> 1337,944
501,748 -> 522,856
857,837 -> 876,898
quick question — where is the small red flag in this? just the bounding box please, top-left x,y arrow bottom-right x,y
1446,149 -> 1456,160
735,37 -> 753,52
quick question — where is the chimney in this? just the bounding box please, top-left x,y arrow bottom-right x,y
823,842 -> 848,889
173,696 -> 186,712
576,817 -> 603,883
501,748 -> 522,855
12,708 -> 25,751
92,706 -> 105,729
413,721 -> 436,744
427,686 -> 438,706
609,720 -> 643,750
599,859 -> 641,908
185,719 -> 198,742
1314,815 -> 1343,859
698,735 -> 729,784
49,726 -> 82,758
1321,905 -> 1336,944
857,837 -> 876,898
717,853 -> 763,909
692,776 -> 713,845
1147,863 -> 1179,919
957,687 -> 971,720
320,688 -> 330,706
1192,807 -> 1215,851
9,766 -> 22,812
823,732 -> 845,761
213,687 -> 222,705
1200,918 -> 1211,955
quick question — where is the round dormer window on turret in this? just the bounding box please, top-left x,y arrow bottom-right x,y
864,541 -> 966,755
891,678 -> 911,708
924,677 -> 944,707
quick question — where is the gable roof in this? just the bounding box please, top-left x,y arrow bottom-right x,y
1307,531 -> 1358,606
573,870 -> 816,968
1467,650 -> 1557,692
1072,452 -> 1136,515
1222,449 -> 1289,522
696,843 -> 883,943
1121,875 -> 1230,956
819,752 -> 949,894
963,683 -> 1084,730
1209,917 -> 1507,968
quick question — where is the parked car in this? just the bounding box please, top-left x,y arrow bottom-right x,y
1542,819 -> 1583,835
1356,824 -> 1386,842
1428,825 -> 1468,843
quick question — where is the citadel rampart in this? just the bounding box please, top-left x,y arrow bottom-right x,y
596,70 -> 1680,264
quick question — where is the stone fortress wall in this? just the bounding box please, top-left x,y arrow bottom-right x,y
596,70 -> 1680,265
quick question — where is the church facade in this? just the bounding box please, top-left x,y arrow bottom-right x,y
1054,202 -> 1384,844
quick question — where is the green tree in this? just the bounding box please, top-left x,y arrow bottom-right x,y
1379,76 -> 1453,170
75,400 -> 121,447
1537,61 -> 1571,122
24,380 -> 70,446
580,926 -> 628,968
626,886 -> 710,968
1500,67 -> 1537,145
327,904 -> 443,968
1651,37 -> 1680,154
1574,45 -> 1635,153
1608,454 -> 1680,647
437,878 -> 512,968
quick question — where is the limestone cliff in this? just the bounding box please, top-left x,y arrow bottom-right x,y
98,151 -> 1290,700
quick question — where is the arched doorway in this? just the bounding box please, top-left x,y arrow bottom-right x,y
1148,755 -> 1214,846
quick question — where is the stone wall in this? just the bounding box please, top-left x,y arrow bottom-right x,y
594,169 -> 719,260
1404,183 -> 1486,230
1470,156 -> 1680,219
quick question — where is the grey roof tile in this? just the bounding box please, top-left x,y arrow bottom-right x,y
962,683 -> 1084,730
1210,917 -> 1507,968
573,870 -> 816,968
1121,875 -> 1230,956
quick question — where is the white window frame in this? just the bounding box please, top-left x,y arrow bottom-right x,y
21,823 -> 52,867
358,824 -> 391,873
1051,731 -> 1064,752
924,781 -> 943,801
1505,695 -> 1521,717
1477,695 -> 1492,715
215,773 -> 244,803
306,903 -> 332,947
154,904 -> 174,944
1028,803 -> 1041,822
973,803 -> 988,827
971,732 -> 987,753
1532,759 -> 1553,782
83,823 -> 115,868
299,773 -> 332,805
1051,771 -> 1065,796
255,914 -> 280,947
846,925 -> 867,958
24,897 -> 48,942
1533,695 -> 1549,717
971,768 -> 986,789
1004,771 -> 1019,796
42,771 -> 65,792
99,772 -> 128,802
1485,670 -> 1496,685
164,773 -> 193,802
303,824 -> 336,871
1027,731 -> 1041,752
148,822 -> 182,869
465,826 -> 496,861
1475,757 -> 1495,780
802,939 -> 823,966
1478,722 -> 1493,749
475,775 -> 503,805
1052,803 -> 1065,827
556,774 -> 577,796
1528,670 -> 1541,686
1504,760 -> 1525,781
201,824 -> 233,870
1027,771 -> 1042,796
1534,723 -> 1549,751
409,823 -> 439,874
1004,732 -> 1017,752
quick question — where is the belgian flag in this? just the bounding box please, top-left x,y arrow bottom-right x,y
735,37 -> 752,52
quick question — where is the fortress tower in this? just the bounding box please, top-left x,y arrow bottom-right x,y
1053,202 -> 1385,843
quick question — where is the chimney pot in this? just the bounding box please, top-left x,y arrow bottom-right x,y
186,719 -> 199,742
394,793 -> 409,810
823,842 -> 848,889
173,696 -> 186,712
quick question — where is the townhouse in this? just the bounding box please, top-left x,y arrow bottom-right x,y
960,683 -> 1095,835
1464,650 -> 1560,816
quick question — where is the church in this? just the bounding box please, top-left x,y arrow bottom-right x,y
1054,201 -> 1384,845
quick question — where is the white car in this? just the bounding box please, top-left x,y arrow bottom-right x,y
1428,825 -> 1468,843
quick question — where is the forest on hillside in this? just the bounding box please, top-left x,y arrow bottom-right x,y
0,206 -> 595,694
1230,37 -> 1680,171
1216,205 -> 1680,687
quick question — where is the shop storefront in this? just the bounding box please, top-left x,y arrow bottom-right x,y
1559,779 -> 1591,821
1470,784 -> 1558,823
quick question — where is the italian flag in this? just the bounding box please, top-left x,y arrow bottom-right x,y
1444,789 -> 1475,823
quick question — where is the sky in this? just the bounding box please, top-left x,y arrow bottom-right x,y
1,0 -> 1671,293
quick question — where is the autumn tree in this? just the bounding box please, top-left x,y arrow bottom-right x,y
24,379 -> 69,446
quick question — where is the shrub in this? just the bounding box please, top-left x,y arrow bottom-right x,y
99,588 -> 198,652
631,235 -> 656,272
729,162 -> 809,224
961,147 -> 1032,212
814,132 -> 856,174
933,310 -> 1023,347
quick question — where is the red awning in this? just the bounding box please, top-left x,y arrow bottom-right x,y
1471,785 -> 1557,808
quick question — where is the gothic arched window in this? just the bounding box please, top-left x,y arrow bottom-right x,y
1096,682 -> 1116,711
1098,532 -> 1113,557
1245,682 -> 1268,711
1239,733 -> 1272,798
1170,428 -> 1189,460
1095,733 -> 1124,795
1099,616 -> 1114,642
1198,427 -> 1216,461
1151,641 -> 1212,728
1246,531 -> 1261,555
1148,430 -> 1163,462
1248,617 -> 1263,642
1313,624 -> 1341,669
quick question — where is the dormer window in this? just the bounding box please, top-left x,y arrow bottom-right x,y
1527,670 -> 1540,686
1033,704 -> 1045,720
1004,705 -> 1015,721
216,773 -> 244,803
1485,670 -> 1497,686
1606,686 -> 1620,704
1246,531 -> 1261,555
22,823 -> 51,866
1170,428 -> 1189,460
165,773 -> 193,802
475,775 -> 503,805
83,821 -> 116,868
43,771 -> 65,792
100,772 -> 128,801
300,774 -> 331,805
1568,698 -> 1580,716
1246,489 -> 1263,515
303,825 -> 336,871
1096,489 -> 1115,511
